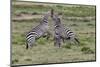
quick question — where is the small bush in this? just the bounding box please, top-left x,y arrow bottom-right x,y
81,47 -> 94,54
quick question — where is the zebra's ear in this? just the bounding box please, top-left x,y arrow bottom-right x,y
51,9 -> 54,17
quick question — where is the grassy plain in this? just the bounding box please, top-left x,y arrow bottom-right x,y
12,1 -> 96,66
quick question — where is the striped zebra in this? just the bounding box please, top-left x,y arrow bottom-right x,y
26,11 -> 51,49
51,12 -> 65,47
51,9 -> 80,47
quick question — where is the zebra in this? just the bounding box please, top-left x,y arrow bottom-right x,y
26,11 -> 51,49
54,25 -> 64,47
51,9 -> 80,47
51,12 -> 65,47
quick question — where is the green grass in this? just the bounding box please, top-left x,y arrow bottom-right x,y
12,1 -> 96,65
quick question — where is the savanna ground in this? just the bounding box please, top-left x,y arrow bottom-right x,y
12,1 -> 96,66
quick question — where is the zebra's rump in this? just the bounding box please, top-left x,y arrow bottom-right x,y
27,30 -> 45,38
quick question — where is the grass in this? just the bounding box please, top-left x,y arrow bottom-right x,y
12,1 -> 95,17
12,1 -> 96,66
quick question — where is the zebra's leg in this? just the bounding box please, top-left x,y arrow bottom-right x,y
70,37 -> 78,45
54,36 -> 61,48
54,40 -> 57,46
69,37 -> 79,45
56,39 -> 61,48
74,38 -> 80,45
54,36 -> 57,46
54,39 -> 61,47
26,42 -> 28,49
26,36 -> 36,49
60,36 -> 65,43
58,41 -> 61,48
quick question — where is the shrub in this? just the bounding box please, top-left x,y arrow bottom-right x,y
81,47 -> 94,54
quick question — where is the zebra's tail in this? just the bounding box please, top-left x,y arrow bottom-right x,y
74,38 -> 80,44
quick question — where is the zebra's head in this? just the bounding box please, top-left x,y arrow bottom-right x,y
41,11 -> 51,24
52,14 -> 61,26
50,9 -> 61,25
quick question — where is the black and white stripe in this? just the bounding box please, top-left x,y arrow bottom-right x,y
26,12 -> 50,49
